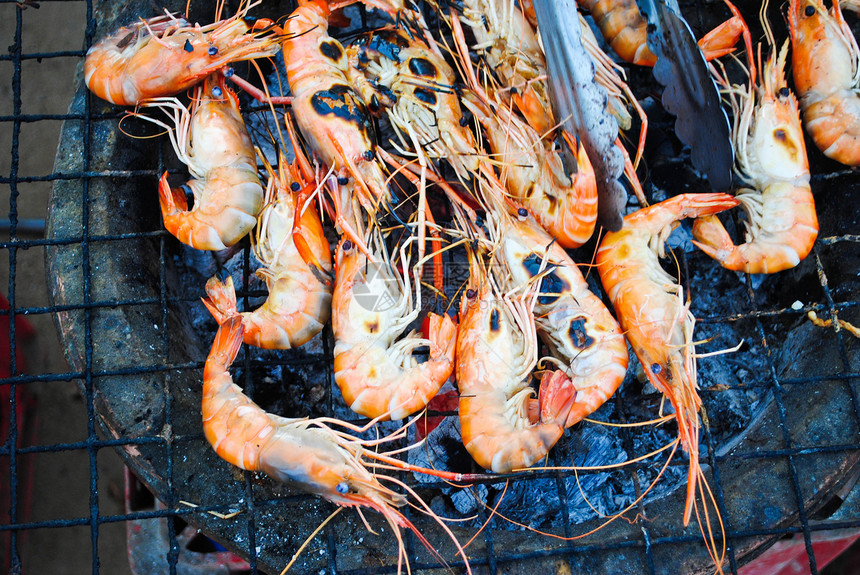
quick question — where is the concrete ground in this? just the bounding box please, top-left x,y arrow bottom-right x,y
0,2 -> 131,573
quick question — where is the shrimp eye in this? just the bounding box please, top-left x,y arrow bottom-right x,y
224,67 -> 235,78
343,240 -> 354,251
363,150 -> 375,161
290,182 -> 301,192
337,176 -> 349,185
779,87 -> 790,98
517,207 -> 528,220
208,45 -> 218,56
183,39 -> 194,52
336,482 -> 350,494
651,363 -> 662,374
466,288 -> 477,299
805,5 -> 815,16
211,86 -> 223,98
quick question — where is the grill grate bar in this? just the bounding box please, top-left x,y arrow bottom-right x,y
813,252 -> 860,425
6,3 -> 23,571
748,267 -> 819,573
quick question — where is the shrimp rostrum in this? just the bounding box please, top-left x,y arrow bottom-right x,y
142,74 -> 264,250
693,26 -> 818,273
203,317 -> 472,573
85,5 -> 282,106
333,230 -> 457,421
597,193 -> 739,526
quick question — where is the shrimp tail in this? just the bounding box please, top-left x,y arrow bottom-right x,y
427,313 -> 458,361
158,171 -> 186,219
158,171 -> 230,250
691,215 -> 737,263
204,316 -> 244,380
538,370 -> 576,426
202,274 -> 238,325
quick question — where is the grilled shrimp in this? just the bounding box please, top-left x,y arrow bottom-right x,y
790,0 -> 860,166
596,193 -> 739,525
578,0 -> 748,67
693,39 -> 818,273
202,149 -> 333,348
579,0 -> 655,66
457,243 -> 575,473
462,93 -> 598,248
85,9 -> 281,106
283,0 -> 391,212
145,74 -> 263,250
456,0 -> 555,135
498,213 -> 628,428
346,27 -> 480,180
332,235 -> 457,421
203,317 -> 472,574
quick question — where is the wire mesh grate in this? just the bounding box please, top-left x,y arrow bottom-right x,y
0,0 -> 859,574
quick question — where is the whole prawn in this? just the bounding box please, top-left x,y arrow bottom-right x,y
85,4 -> 282,106
144,74 -> 264,250
789,0 -> 860,166
332,234 -> 457,421
202,147 -> 333,348
498,212 -> 629,428
453,0 -> 555,135
693,23 -> 818,273
596,193 -> 738,526
203,316 -> 473,574
283,0 -> 392,212
346,27 -> 480,181
456,233 -> 576,473
461,92 -> 598,249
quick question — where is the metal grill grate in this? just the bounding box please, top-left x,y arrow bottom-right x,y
1,0 -> 859,574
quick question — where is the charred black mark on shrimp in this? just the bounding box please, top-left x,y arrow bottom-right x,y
414,88 -> 437,106
116,29 -> 138,50
568,317 -> 595,350
489,309 -> 501,332
408,57 -> 437,78
367,31 -> 408,63
522,253 -> 567,305
319,40 -> 343,62
311,85 -> 372,135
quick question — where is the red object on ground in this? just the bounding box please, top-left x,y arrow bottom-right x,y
125,468 -> 251,574
415,389 -> 459,441
738,528 -> 860,575
0,291 -> 38,574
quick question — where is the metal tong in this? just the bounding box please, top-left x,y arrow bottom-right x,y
533,0 -> 628,231
534,0 -> 734,230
